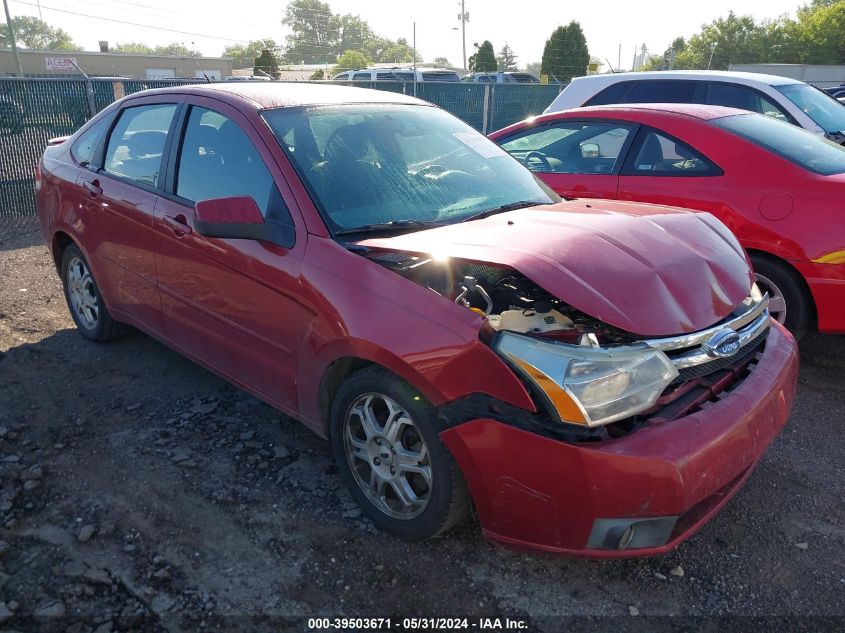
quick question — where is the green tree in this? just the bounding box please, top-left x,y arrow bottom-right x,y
0,16 -> 79,50
310,69 -> 326,80
379,38 -> 419,64
254,49 -> 280,78
434,56 -> 450,66
793,0 -> 845,64
223,39 -> 279,69
283,0 -> 341,63
333,49 -> 371,73
112,42 -> 155,54
156,43 -> 200,56
469,40 -> 496,72
540,22 -> 589,83
497,43 -> 518,71
671,12 -> 774,69
524,61 -> 541,77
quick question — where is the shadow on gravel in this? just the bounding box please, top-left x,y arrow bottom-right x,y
0,215 -> 42,251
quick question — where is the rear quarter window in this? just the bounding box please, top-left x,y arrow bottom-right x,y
713,113 -> 845,175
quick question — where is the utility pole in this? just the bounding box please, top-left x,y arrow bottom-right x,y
707,44 -> 717,70
458,0 -> 469,70
412,22 -> 417,97
2,0 -> 23,75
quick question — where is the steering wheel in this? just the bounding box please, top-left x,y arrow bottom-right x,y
522,151 -> 553,172
416,164 -> 449,178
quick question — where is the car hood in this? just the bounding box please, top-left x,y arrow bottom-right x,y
357,200 -> 753,337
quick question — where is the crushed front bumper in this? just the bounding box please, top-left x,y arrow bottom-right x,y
440,321 -> 798,558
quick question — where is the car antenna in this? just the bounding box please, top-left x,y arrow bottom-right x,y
605,58 -> 615,73
189,44 -> 212,83
67,59 -> 97,117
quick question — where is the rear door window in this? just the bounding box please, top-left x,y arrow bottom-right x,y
625,80 -> 698,104
353,73 -> 371,81
103,103 -> 177,187
585,81 -> 632,106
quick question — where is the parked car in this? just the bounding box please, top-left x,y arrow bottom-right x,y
331,69 -> 403,82
332,68 -> 461,82
544,70 -> 845,144
35,83 -> 797,557
822,85 -> 845,99
462,72 -> 540,84
491,103 -> 845,337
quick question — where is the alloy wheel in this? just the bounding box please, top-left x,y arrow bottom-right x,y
755,272 -> 787,324
66,255 -> 99,330
343,393 -> 433,520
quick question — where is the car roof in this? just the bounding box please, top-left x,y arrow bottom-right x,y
575,103 -> 748,120
571,70 -> 802,87
491,103 -> 750,137
123,82 -> 430,110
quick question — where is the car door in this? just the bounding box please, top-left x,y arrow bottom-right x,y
153,98 -> 310,412
76,97 -> 182,336
496,120 -> 636,199
616,126 -> 732,217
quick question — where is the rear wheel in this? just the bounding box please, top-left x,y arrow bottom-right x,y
750,253 -> 811,340
60,244 -> 130,342
330,367 -> 469,540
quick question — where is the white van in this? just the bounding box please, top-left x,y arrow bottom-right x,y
544,70 -> 845,142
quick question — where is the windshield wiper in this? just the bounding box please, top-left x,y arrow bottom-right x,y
335,219 -> 446,237
459,200 -> 551,223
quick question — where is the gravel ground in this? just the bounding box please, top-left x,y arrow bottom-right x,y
0,219 -> 843,632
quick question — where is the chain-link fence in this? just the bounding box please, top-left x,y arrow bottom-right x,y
0,77 -> 562,218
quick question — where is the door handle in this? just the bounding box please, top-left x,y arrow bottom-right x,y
82,179 -> 102,197
163,214 -> 192,236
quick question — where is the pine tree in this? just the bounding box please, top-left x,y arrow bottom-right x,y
254,49 -> 280,79
470,40 -> 497,72
497,44 -> 518,71
540,22 -> 590,83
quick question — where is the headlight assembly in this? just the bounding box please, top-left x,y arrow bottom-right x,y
494,332 -> 678,428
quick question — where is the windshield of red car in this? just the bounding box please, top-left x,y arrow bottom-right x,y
262,104 -> 557,234
713,112 -> 845,175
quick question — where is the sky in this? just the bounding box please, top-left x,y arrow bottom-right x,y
7,0 -> 803,69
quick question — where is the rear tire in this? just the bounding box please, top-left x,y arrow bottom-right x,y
750,253 -> 811,340
330,367 -> 469,540
60,244 -> 131,342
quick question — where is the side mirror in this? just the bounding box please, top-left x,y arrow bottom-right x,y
580,142 -> 600,159
194,196 -> 294,248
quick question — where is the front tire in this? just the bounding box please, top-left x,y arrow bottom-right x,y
330,367 -> 469,540
60,244 -> 130,342
750,253 -> 812,340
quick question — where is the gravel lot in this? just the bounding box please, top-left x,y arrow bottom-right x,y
0,218 -> 843,632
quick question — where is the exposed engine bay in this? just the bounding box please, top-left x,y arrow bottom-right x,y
366,250 -> 636,346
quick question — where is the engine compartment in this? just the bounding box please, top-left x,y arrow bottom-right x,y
366,250 -> 636,345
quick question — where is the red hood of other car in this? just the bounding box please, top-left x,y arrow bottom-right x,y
358,200 -> 753,337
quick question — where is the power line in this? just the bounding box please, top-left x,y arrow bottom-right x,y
9,0 -> 249,43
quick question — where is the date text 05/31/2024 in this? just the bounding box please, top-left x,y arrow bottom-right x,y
307,617 -> 529,630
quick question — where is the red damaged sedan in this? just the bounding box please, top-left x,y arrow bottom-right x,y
490,104 -> 845,339
35,83 -> 797,557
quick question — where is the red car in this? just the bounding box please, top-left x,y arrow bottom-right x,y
491,104 -> 845,338
35,84 -> 797,557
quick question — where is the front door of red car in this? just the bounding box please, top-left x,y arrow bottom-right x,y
617,126 -> 733,220
76,98 -> 183,336
153,100 -> 310,412
495,120 -> 635,199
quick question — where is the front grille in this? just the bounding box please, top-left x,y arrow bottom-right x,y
669,327 -> 767,385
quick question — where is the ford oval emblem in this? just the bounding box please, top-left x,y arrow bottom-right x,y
703,328 -> 742,359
